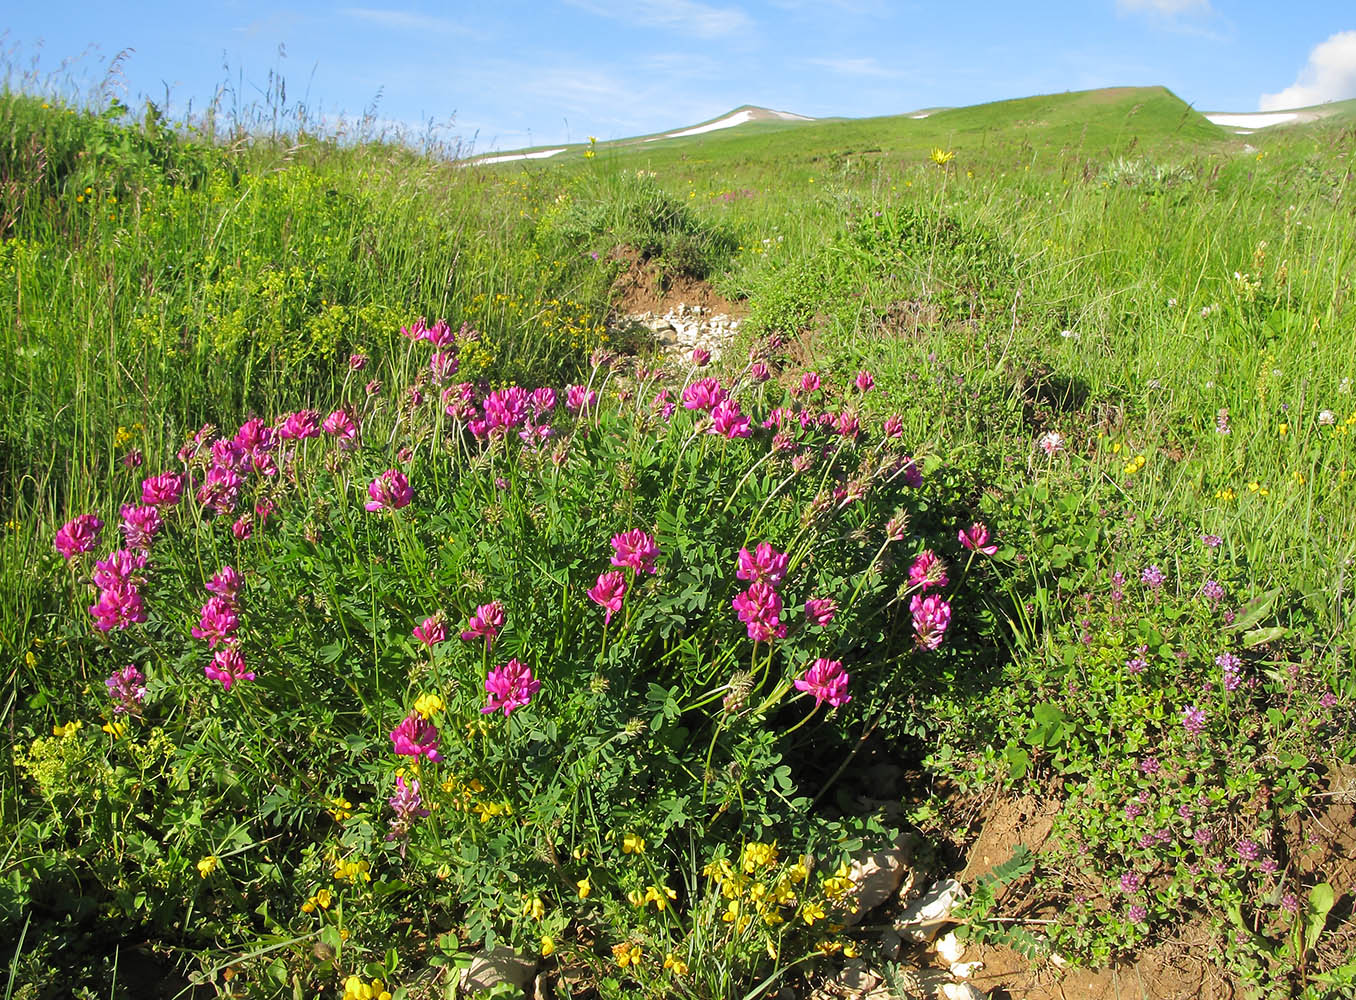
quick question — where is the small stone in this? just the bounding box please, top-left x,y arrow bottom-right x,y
848,836 -> 919,924
935,931 -> 964,965
950,961 -> 984,979
895,878 -> 966,941
877,928 -> 903,960
940,983 -> 985,1000
839,958 -> 882,994
462,947 -> 537,995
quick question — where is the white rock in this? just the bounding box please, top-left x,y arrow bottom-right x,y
462,947 -> 537,994
895,878 -> 966,941
950,961 -> 984,979
940,984 -> 985,1000
848,839 -> 918,924
935,931 -> 965,965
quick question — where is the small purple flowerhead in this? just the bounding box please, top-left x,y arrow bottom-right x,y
461,601 -> 506,646
141,472 -> 185,507
119,504 -> 163,552
611,529 -> 660,575
414,613 -> 448,648
737,542 -> 789,588
1140,564 -> 1166,590
366,469 -> 413,512
204,647 -> 254,691
588,571 -> 627,624
692,346 -> 711,367
909,550 -> 948,591
959,522 -> 997,555
206,565 -> 243,604
106,664 -> 147,714
804,597 -> 837,627
193,596 -> 240,648
54,514 -> 104,560
854,369 -> 874,393
910,594 -> 952,650
682,378 -> 728,413
1181,704 -> 1207,736
390,711 -> 443,761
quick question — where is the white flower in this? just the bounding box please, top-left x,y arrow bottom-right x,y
1038,431 -> 1065,456
1318,409 -> 1336,426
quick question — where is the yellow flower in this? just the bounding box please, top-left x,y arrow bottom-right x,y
612,942 -> 643,968
577,877 -> 591,899
197,855 -> 219,879
328,796 -> 354,821
627,888 -> 645,907
413,692 -> 444,719
664,953 -> 689,976
541,935 -> 555,957
800,901 -> 827,925
301,899 -> 316,913
842,942 -> 860,958
523,896 -> 545,920
1278,423 -> 1288,436
929,147 -> 955,165
53,720 -> 82,738
644,885 -> 677,911
316,889 -> 333,909
101,721 -> 127,738
622,832 -> 645,855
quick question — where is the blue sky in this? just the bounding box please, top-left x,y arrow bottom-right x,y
4,2 -> 1354,152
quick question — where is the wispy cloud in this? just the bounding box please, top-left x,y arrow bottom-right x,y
564,0 -> 753,39
807,56 -> 908,80
1260,31 -> 1356,111
339,7 -> 474,35
1116,0 -> 1211,14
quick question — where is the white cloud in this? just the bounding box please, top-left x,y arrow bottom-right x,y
1116,0 -> 1212,13
807,57 -> 907,80
340,8 -> 473,35
1260,31 -> 1356,111
564,0 -> 753,39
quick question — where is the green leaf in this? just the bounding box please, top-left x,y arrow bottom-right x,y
1305,882 -> 1335,953
1227,588 -> 1281,633
1243,626 -> 1287,647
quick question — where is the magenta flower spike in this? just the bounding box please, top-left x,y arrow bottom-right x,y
460,601 -> 506,646
204,647 -> 254,691
910,594 -> 952,650
681,378 -> 727,412
386,775 -> 429,855
140,472 -> 184,507
278,409 -> 321,440
882,414 -> 904,439
206,565 -> 243,604
908,550 -> 948,591
106,664 -> 147,714
794,658 -> 851,708
565,384 -> 597,414
803,597 -> 838,626
481,657 -> 541,717
733,582 -> 786,642
855,369 -> 875,393
365,470 -> 413,512
414,613 -> 448,648
193,596 -> 240,648
958,521 -> 997,555
736,543 -> 789,588
390,711 -> 443,761
54,514 -> 103,560
119,504 -> 163,552
709,398 -> 752,438
610,530 -> 660,575
588,571 -> 627,624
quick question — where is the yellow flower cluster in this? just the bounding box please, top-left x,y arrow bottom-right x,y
333,857 -> 372,884
413,692 -> 444,719
328,796 -> 354,821
611,941 -> 643,968
301,888 -> 334,913
439,773 -> 513,823
626,884 -> 677,911
342,976 -> 390,1000
704,844 -> 813,932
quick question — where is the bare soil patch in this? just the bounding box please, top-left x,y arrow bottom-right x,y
608,247 -> 745,318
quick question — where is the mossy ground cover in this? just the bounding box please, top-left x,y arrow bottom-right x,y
2,83 -> 1354,999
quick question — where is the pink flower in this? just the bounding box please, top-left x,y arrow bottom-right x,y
531,387 -> 557,415
106,664 -> 147,714
119,504 -> 162,551
231,515 -> 252,540
898,456 -> 922,487
692,346 -> 712,367
366,469 -> 413,512
854,370 -> 875,393
278,409 -> 321,440
733,582 -> 786,642
481,657 -> 542,716
682,378 -> 728,412
1038,430 -> 1065,456
565,384 -> 597,414
429,351 -> 459,384
349,352 -> 368,371
141,472 -> 184,507
92,549 -> 146,591
834,410 -> 861,439
588,571 -> 627,624
205,647 -> 254,691
804,597 -> 838,626
54,514 -> 103,560
460,601 -> 506,645
611,530 -> 660,575
386,775 -> 429,854
885,512 -> 908,541
750,361 -> 771,383
421,319 -> 456,347
206,565 -> 243,604
89,582 -> 146,632
482,386 -> 532,435
795,658 -> 851,708
959,521 -> 997,555
910,594 -> 952,651
391,711 -> 443,761
414,613 -> 448,648
737,543 -> 789,588
709,398 -> 751,438
193,596 -> 240,648
882,414 -> 904,439
323,409 -> 359,448
909,550 -> 948,591
797,371 -> 821,395
122,448 -> 144,468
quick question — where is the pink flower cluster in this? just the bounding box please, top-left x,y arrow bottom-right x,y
909,550 -> 948,591
732,542 -> 791,642
588,571 -> 627,624
386,775 -> 429,856
106,664 -> 147,715
589,530 -> 660,624
89,549 -> 148,632
910,593 -> 951,651
119,504 -> 163,551
959,522 -> 997,556
54,514 -> 103,560
196,565 -> 254,691
414,612 -> 448,648
366,469 -> 413,512
795,657 -> 851,708
482,657 -> 541,716
461,601 -> 505,646
391,711 -> 443,761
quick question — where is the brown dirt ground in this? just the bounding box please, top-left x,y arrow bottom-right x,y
608,248 -> 745,318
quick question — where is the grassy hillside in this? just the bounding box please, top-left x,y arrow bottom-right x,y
3,81 -> 1355,1000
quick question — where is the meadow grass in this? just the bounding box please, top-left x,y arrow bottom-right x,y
3,79 -> 1354,999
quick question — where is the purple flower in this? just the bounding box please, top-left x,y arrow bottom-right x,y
909,550 -> 948,591
733,582 -> 786,642
1181,704 -> 1207,736
105,664 -> 147,714
386,775 -> 429,855
366,470 -> 413,512
794,658 -> 851,708
804,597 -> 837,626
1140,564 -> 1166,590
692,346 -> 711,367
958,522 -> 997,555
682,378 -> 727,412
710,398 -> 752,438
89,582 -> 146,632
481,657 -> 541,716
910,594 -> 952,650
565,384 -> 597,414
349,352 -> 368,371
750,361 -> 771,383
1217,652 -> 1244,691
588,571 -> 627,624
141,472 -> 184,507
193,596 -> 240,648
797,371 -> 821,395
1127,904 -> 1148,924
461,601 -> 506,646
1280,893 -> 1299,914
119,504 -> 162,552
1139,756 -> 1160,775
611,530 -> 660,575
278,409 -> 321,440
205,647 -> 254,691
737,543 -> 789,588
882,414 -> 904,439
1236,838 -> 1261,862
854,369 -> 875,393
323,409 -> 359,448
206,565 -> 243,605
54,514 -> 104,560
1201,579 -> 1225,603
1119,871 -> 1143,893
429,351 -> 459,384
414,613 -> 448,648
1202,534 -> 1223,549
391,711 -> 443,761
